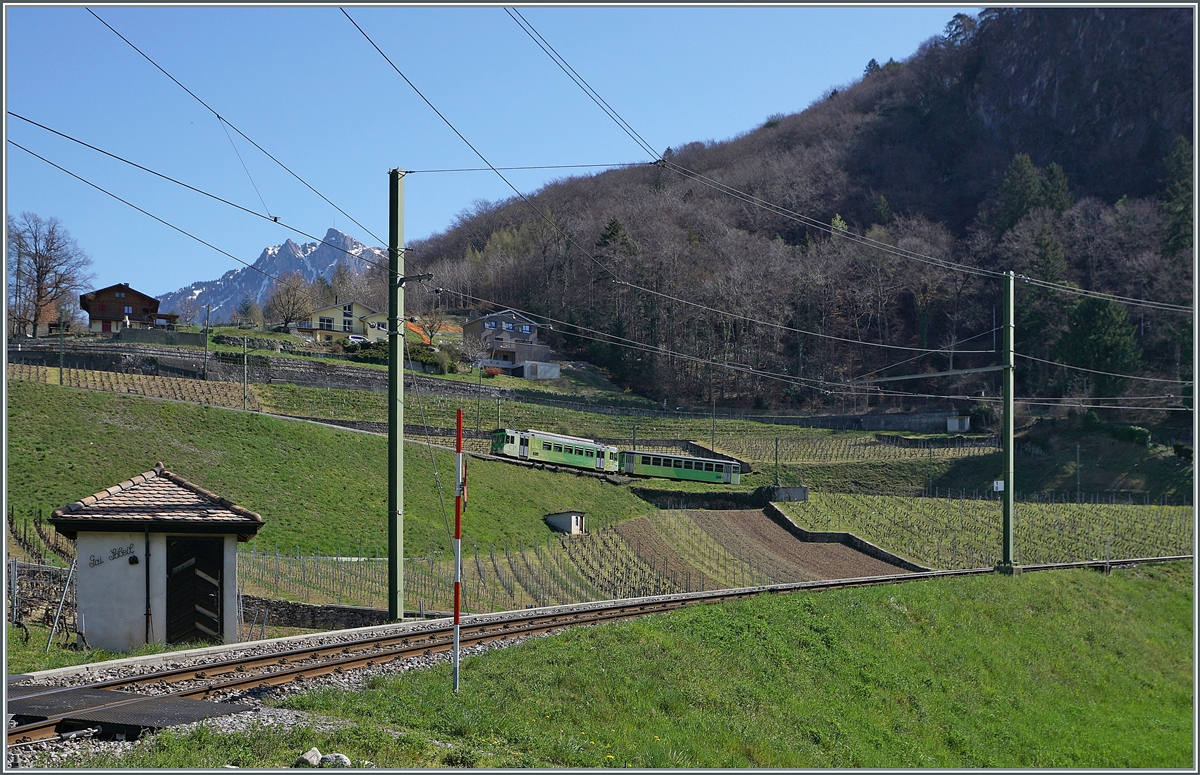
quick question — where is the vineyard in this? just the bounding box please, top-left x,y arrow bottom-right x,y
777,493 -> 1194,569
7,364 -> 259,411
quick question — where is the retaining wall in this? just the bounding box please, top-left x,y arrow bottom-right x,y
762,503 -> 929,572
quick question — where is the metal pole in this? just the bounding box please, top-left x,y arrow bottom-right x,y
243,337 -> 248,411
453,409 -> 464,692
388,168 -> 406,621
1076,444 -> 1081,501
203,305 -> 211,380
775,437 -> 779,487
46,559 -> 76,652
1000,271 -> 1016,570
58,303 -> 68,383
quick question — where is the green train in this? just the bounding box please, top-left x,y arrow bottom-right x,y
490,428 -> 740,484
490,428 -> 619,472
619,450 -> 741,484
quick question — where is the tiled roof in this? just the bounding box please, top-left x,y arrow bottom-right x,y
50,463 -> 263,537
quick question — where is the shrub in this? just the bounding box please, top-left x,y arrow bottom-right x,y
1110,424 -> 1151,447
1173,443 -> 1193,461
1080,410 -> 1102,431
484,367 -> 502,378
967,402 -> 998,428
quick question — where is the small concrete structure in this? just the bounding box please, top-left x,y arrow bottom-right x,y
946,416 -> 971,432
773,486 -> 809,502
49,463 -> 263,653
545,511 -> 586,535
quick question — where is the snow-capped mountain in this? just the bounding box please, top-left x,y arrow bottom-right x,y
156,229 -> 386,323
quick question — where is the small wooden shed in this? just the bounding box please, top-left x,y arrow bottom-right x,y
545,511 -> 586,535
50,463 -> 263,652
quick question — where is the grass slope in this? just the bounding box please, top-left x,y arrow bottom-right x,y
59,563 -> 1193,769
6,381 -> 649,556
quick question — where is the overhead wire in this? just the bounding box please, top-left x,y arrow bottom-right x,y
345,8 -> 994,359
404,335 -> 456,544
85,7 -> 385,245
406,163 -> 642,173
8,112 -> 400,273
1016,353 -> 1193,385
10,139 -> 366,317
506,7 -> 1192,314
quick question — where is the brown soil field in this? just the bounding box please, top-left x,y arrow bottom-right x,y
687,509 -> 913,580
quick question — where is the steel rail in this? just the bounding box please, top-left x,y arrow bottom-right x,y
8,555 -> 1190,747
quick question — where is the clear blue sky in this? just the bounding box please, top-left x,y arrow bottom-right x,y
5,5 -> 979,298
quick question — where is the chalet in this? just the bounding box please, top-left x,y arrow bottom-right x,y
462,309 -> 556,377
79,283 -> 178,334
296,301 -> 378,342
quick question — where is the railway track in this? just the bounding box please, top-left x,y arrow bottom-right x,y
8,555 -> 1190,747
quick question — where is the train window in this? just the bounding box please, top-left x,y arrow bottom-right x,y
554,444 -> 563,452
586,449 -> 594,457
673,459 -> 683,468
507,435 -> 515,445
683,461 -> 693,470
715,464 -> 724,473
704,463 -> 714,472
732,465 -> 741,473
641,456 -> 650,465
543,442 -> 551,451
652,457 -> 662,467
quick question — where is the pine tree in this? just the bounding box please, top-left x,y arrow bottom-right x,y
1161,135 -> 1193,258
994,153 -> 1044,236
1042,162 -> 1073,212
1055,297 -> 1142,397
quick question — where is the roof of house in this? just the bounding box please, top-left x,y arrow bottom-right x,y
50,462 -> 264,541
469,309 -> 539,326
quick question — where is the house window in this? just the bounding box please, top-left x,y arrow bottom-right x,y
485,321 -> 496,329
521,325 -> 531,333
504,322 -> 514,331
115,292 -> 125,298
319,317 -> 334,330
124,306 -> 133,314
343,320 -> 353,332
343,304 -> 353,316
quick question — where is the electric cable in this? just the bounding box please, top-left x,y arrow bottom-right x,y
85,7 -> 384,245
10,139 -> 372,319
8,112 -> 399,272
1016,353 -> 1193,385
507,8 -> 1192,314
404,336 -> 456,544
406,163 -> 642,173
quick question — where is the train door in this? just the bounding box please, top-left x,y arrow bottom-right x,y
518,433 -> 529,459
595,447 -> 605,471
623,452 -> 635,474
722,463 -> 732,484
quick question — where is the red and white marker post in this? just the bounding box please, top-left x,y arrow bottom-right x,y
453,408 -> 464,692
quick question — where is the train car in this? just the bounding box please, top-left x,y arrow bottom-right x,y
619,450 -> 741,485
491,428 -> 619,473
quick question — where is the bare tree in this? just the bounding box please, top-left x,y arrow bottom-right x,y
173,296 -> 201,328
415,308 -> 449,344
7,213 -> 94,337
263,271 -> 315,327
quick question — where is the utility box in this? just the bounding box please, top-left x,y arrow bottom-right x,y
50,462 -> 263,653
545,511 -> 586,535
947,416 -> 971,433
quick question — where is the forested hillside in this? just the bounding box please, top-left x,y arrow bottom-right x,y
405,8 -> 1193,420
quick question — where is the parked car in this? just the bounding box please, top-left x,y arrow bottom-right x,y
346,334 -> 368,344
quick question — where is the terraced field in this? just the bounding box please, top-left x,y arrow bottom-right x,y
7,364 -> 259,410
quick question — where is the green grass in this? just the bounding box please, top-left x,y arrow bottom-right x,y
56,563 -> 1193,769
6,381 -> 649,557
5,622 -> 218,675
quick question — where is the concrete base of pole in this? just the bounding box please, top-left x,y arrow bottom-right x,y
993,564 -> 1023,576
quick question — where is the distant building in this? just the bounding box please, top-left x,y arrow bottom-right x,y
79,283 -> 178,334
296,301 -> 378,343
462,309 -> 555,377
545,511 -> 586,535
